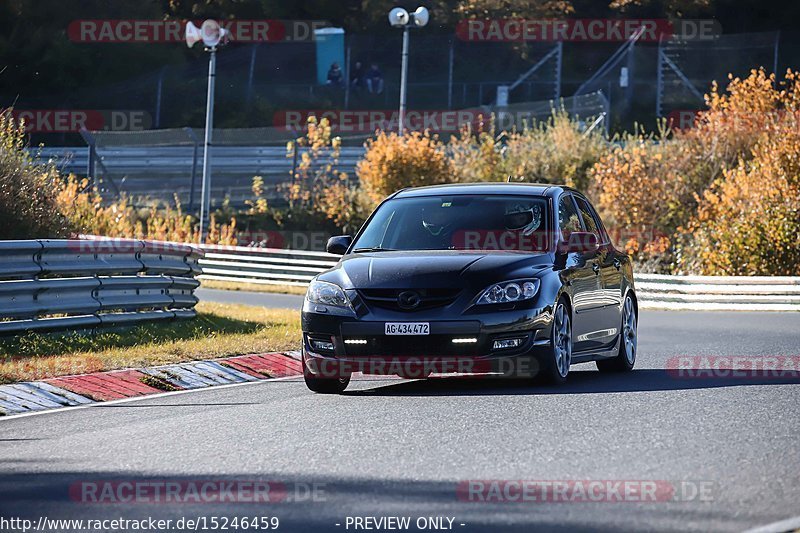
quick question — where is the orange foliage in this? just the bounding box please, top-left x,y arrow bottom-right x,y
590,68 -> 797,271
678,71 -> 800,275
357,130 -> 453,206
55,175 -> 236,245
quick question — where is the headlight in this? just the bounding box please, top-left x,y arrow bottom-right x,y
306,280 -> 352,308
476,279 -> 540,305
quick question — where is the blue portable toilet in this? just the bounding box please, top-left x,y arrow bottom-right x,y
315,27 -> 346,85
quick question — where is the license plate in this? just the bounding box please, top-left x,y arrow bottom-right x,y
384,322 -> 430,335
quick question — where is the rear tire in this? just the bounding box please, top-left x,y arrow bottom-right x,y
303,356 -> 351,393
538,299 -> 572,385
596,294 -> 637,373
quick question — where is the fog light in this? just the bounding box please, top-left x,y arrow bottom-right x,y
311,339 -> 335,351
344,339 -> 368,345
452,337 -> 478,344
493,338 -> 523,350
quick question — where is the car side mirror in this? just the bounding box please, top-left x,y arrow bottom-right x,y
326,235 -> 352,255
566,232 -> 599,253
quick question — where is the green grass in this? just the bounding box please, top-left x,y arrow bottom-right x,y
0,302 -> 301,384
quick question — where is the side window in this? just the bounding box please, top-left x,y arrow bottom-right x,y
579,197 -> 611,244
574,196 -> 601,239
558,194 -> 582,240
575,198 -> 611,244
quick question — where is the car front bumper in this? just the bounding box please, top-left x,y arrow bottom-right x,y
301,299 -> 556,378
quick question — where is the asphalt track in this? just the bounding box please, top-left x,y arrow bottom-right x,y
196,288 -> 305,309
1,291 -> 799,532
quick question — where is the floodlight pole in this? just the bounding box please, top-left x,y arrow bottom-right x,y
198,47 -> 216,243
391,8 -> 428,134
398,26 -> 409,134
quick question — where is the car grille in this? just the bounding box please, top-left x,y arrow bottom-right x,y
358,288 -> 462,312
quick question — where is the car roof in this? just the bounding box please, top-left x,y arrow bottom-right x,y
391,182 -> 575,199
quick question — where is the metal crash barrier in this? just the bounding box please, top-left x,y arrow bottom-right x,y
0,239 -> 203,335
197,244 -> 339,287
195,246 -> 800,311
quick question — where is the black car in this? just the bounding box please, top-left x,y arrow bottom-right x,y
301,183 -> 638,393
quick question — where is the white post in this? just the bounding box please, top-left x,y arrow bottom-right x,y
198,47 -> 216,243
398,26 -> 409,134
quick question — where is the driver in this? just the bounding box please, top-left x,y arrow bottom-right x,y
504,202 -> 542,236
421,205 -> 453,236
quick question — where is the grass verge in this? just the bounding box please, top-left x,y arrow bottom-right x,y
0,302 -> 301,384
199,278 -> 309,296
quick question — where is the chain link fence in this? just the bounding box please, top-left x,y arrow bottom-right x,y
656,31 -> 780,117
561,31 -> 781,126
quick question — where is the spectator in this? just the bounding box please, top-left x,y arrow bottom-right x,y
351,61 -> 365,90
366,63 -> 384,94
326,62 -> 344,88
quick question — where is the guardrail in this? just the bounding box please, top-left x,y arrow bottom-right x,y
197,244 -> 339,287
635,273 -> 800,311
31,146 -> 366,207
194,246 -> 800,311
0,239 -> 203,335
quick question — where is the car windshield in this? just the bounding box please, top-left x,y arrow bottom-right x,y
353,195 -> 550,252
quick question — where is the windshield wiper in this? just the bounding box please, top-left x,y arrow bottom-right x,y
352,247 -> 397,253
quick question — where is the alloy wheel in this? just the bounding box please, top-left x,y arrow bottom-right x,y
622,296 -> 637,365
553,303 -> 572,378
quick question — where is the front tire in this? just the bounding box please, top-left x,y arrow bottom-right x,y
539,300 -> 572,385
596,294 -> 637,373
303,356 -> 351,393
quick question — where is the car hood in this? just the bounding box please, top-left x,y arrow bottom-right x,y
319,250 -> 553,289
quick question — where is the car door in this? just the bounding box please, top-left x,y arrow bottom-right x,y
574,195 -> 621,348
557,193 -> 604,353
